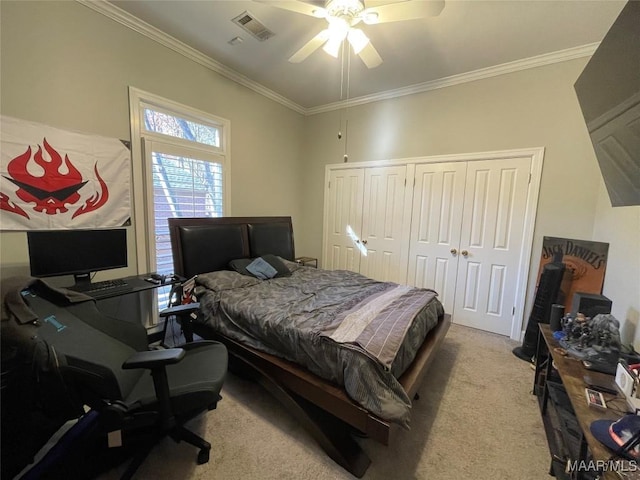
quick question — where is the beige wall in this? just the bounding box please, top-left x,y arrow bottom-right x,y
298,59 -> 640,338
592,183 -> 640,347
0,1 -> 304,281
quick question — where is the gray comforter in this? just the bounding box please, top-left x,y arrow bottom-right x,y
196,265 -> 444,427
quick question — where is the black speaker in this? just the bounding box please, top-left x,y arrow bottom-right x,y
513,262 -> 569,362
571,292 -> 612,319
549,304 -> 565,332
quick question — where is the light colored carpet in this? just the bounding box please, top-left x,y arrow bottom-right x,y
100,324 -> 550,479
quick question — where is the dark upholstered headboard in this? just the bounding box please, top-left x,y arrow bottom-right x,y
168,217 -> 295,279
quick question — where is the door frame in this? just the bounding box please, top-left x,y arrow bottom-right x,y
323,147 -> 545,340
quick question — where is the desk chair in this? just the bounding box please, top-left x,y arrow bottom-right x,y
160,303 -> 199,345
4,280 -> 227,479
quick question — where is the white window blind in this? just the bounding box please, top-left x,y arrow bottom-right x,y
151,151 -> 224,276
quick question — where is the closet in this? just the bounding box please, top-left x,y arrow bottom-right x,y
323,150 -> 541,337
324,165 -> 411,284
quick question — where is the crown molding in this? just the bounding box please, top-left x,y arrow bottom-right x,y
79,1 -> 597,117
77,0 -> 307,115
306,43 -> 599,115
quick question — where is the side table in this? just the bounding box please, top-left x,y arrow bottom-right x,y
295,256 -> 318,268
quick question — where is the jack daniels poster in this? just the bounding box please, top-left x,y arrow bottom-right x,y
537,236 -> 609,311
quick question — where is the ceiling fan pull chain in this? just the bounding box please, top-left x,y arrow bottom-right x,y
343,47 -> 352,163
344,119 -> 349,162
338,40 -> 345,139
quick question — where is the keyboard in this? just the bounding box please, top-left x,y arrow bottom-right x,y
69,279 -> 133,298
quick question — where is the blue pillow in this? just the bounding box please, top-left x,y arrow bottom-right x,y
246,257 -> 278,280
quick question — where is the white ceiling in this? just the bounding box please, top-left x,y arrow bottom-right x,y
106,0 -> 627,111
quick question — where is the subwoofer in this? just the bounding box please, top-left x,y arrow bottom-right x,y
571,292 -> 612,319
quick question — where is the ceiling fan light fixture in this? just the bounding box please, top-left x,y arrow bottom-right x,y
361,11 -> 379,25
323,17 -> 350,57
323,36 -> 343,58
327,17 -> 350,37
326,0 -> 365,17
347,28 -> 369,54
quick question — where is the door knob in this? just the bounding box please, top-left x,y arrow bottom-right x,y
362,240 -> 368,245
461,250 -> 469,257
450,248 -> 457,255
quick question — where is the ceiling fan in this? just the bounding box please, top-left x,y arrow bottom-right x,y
257,0 -> 445,68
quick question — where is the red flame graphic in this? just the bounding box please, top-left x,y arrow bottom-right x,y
9,140 -> 83,191
1,138 -> 109,218
6,140 -> 84,214
72,163 -> 109,219
0,192 -> 29,219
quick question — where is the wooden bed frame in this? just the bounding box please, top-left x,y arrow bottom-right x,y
168,216 -> 451,477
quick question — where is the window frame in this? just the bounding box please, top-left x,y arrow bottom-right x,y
129,87 -> 231,274
140,101 -> 225,152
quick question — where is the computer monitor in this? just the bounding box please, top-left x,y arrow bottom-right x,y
27,229 -> 128,286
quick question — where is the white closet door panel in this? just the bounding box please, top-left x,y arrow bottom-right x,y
454,157 -> 531,335
360,165 -> 408,283
413,256 -> 450,295
406,162 -> 467,314
324,169 -> 365,272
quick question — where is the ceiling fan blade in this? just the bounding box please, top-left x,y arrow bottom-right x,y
357,41 -> 383,69
254,1 -> 326,17
363,0 -> 445,24
289,29 -> 330,63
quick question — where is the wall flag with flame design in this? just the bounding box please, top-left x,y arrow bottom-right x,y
0,115 -> 131,230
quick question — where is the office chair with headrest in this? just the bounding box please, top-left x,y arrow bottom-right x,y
2,279 -> 227,479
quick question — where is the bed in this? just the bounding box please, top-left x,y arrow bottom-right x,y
168,216 -> 451,477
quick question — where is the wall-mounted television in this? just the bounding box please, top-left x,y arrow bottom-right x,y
574,0 -> 640,207
27,229 -> 128,286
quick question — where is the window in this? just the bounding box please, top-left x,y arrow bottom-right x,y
148,148 -> 224,274
141,103 -> 221,148
130,89 -> 230,316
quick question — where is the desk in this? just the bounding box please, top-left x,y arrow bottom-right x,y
69,274 -> 181,301
70,274 -> 183,343
535,324 -> 640,479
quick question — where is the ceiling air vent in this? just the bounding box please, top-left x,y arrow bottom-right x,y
232,11 -> 275,42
